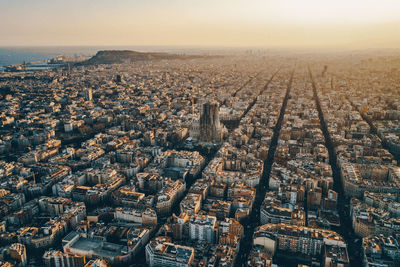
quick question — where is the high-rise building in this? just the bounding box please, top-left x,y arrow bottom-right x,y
199,101 -> 222,143
172,213 -> 190,240
84,88 -> 93,101
189,214 -> 218,243
307,187 -> 322,210
115,74 -> 122,84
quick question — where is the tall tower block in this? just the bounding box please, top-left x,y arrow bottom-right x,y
200,101 -> 221,143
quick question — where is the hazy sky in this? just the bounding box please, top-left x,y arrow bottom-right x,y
1,0 -> 400,48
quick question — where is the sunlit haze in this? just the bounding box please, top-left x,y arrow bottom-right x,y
1,1 -> 400,267
1,0 -> 400,48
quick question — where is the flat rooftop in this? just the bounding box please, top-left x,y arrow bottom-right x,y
69,236 -> 126,257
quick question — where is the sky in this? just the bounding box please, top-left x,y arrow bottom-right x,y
1,0 -> 400,48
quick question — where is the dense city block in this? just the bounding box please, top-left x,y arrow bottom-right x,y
0,52 -> 399,267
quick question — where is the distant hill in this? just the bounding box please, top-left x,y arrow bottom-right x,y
83,50 -> 208,65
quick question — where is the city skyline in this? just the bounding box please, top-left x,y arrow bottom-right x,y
1,1 -> 400,267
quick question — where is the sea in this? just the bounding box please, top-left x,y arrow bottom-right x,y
0,45 -> 249,72
0,46 -> 100,72
0,46 -> 218,71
